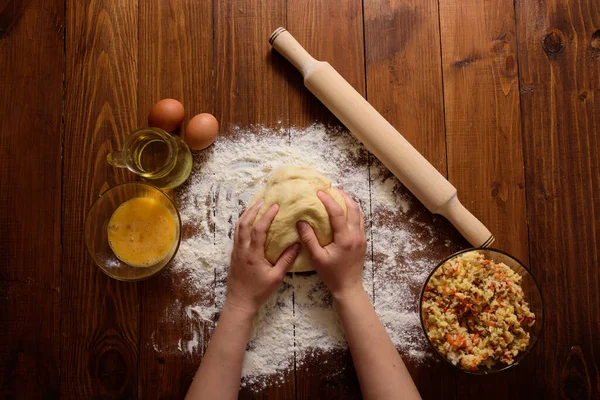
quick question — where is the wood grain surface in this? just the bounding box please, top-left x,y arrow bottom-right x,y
1,0 -> 599,399
0,0 -> 63,398
515,0 -> 600,397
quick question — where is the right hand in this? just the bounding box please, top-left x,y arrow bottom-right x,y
296,189 -> 367,300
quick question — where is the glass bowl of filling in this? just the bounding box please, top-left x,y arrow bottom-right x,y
419,248 -> 543,374
85,182 -> 181,281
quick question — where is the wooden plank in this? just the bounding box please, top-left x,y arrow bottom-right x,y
136,1 -> 214,398
215,0 -> 289,132
0,0 -> 63,398
137,0 -> 214,128
215,1 -> 292,398
363,1 -> 457,399
287,1 -> 366,127
62,0 -> 140,397
364,0 -> 447,171
438,0 -> 532,397
438,0 -> 528,261
515,0 -> 600,398
286,1 -> 367,398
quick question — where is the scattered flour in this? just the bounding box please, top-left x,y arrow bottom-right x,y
151,124 -> 452,390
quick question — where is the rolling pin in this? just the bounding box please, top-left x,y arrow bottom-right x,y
269,27 -> 494,248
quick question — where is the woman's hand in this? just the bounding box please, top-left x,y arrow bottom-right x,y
298,191 -> 421,399
297,190 -> 367,300
186,201 -> 300,400
226,201 -> 301,316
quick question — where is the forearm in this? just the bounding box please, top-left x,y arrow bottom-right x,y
185,302 -> 254,400
335,289 -> 421,400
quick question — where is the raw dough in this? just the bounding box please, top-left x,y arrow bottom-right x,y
252,166 -> 347,272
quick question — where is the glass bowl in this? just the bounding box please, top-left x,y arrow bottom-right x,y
85,182 -> 181,281
419,248 -> 543,374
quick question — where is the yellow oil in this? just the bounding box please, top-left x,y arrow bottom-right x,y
133,137 -> 171,176
107,197 -> 176,267
127,130 -> 192,189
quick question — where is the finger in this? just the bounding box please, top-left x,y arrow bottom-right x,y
251,203 -> 279,249
297,221 -> 327,263
239,199 -> 264,225
317,190 -> 349,238
272,243 -> 302,278
339,190 -> 362,231
360,212 -> 365,234
236,200 -> 263,244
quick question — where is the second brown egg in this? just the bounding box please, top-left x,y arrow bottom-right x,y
185,113 -> 219,150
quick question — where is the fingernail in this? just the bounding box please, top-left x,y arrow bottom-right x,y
271,203 -> 279,211
297,220 -> 306,229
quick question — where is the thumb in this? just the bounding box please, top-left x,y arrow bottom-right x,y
296,221 -> 326,261
273,243 -> 302,276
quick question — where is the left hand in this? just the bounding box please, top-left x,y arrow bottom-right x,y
226,201 -> 301,315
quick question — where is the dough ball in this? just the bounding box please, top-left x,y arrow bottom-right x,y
252,166 -> 347,273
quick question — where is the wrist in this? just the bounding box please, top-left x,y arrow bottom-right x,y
222,299 -> 258,321
331,283 -> 366,305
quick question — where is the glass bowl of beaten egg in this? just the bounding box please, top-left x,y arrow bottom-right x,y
85,182 -> 181,281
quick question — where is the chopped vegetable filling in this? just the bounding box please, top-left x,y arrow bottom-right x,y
421,251 -> 536,371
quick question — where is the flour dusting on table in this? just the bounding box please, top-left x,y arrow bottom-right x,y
151,124 -> 450,390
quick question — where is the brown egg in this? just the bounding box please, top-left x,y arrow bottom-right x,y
185,113 -> 219,150
148,98 -> 185,132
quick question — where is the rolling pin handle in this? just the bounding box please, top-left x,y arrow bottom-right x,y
437,195 -> 495,248
269,27 -> 317,76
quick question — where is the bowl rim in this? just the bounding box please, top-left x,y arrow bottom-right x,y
84,181 -> 182,282
418,247 -> 544,375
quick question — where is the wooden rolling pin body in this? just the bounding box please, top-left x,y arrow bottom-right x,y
269,27 -> 494,247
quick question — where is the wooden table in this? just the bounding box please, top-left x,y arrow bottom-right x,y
1,0 -> 598,398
